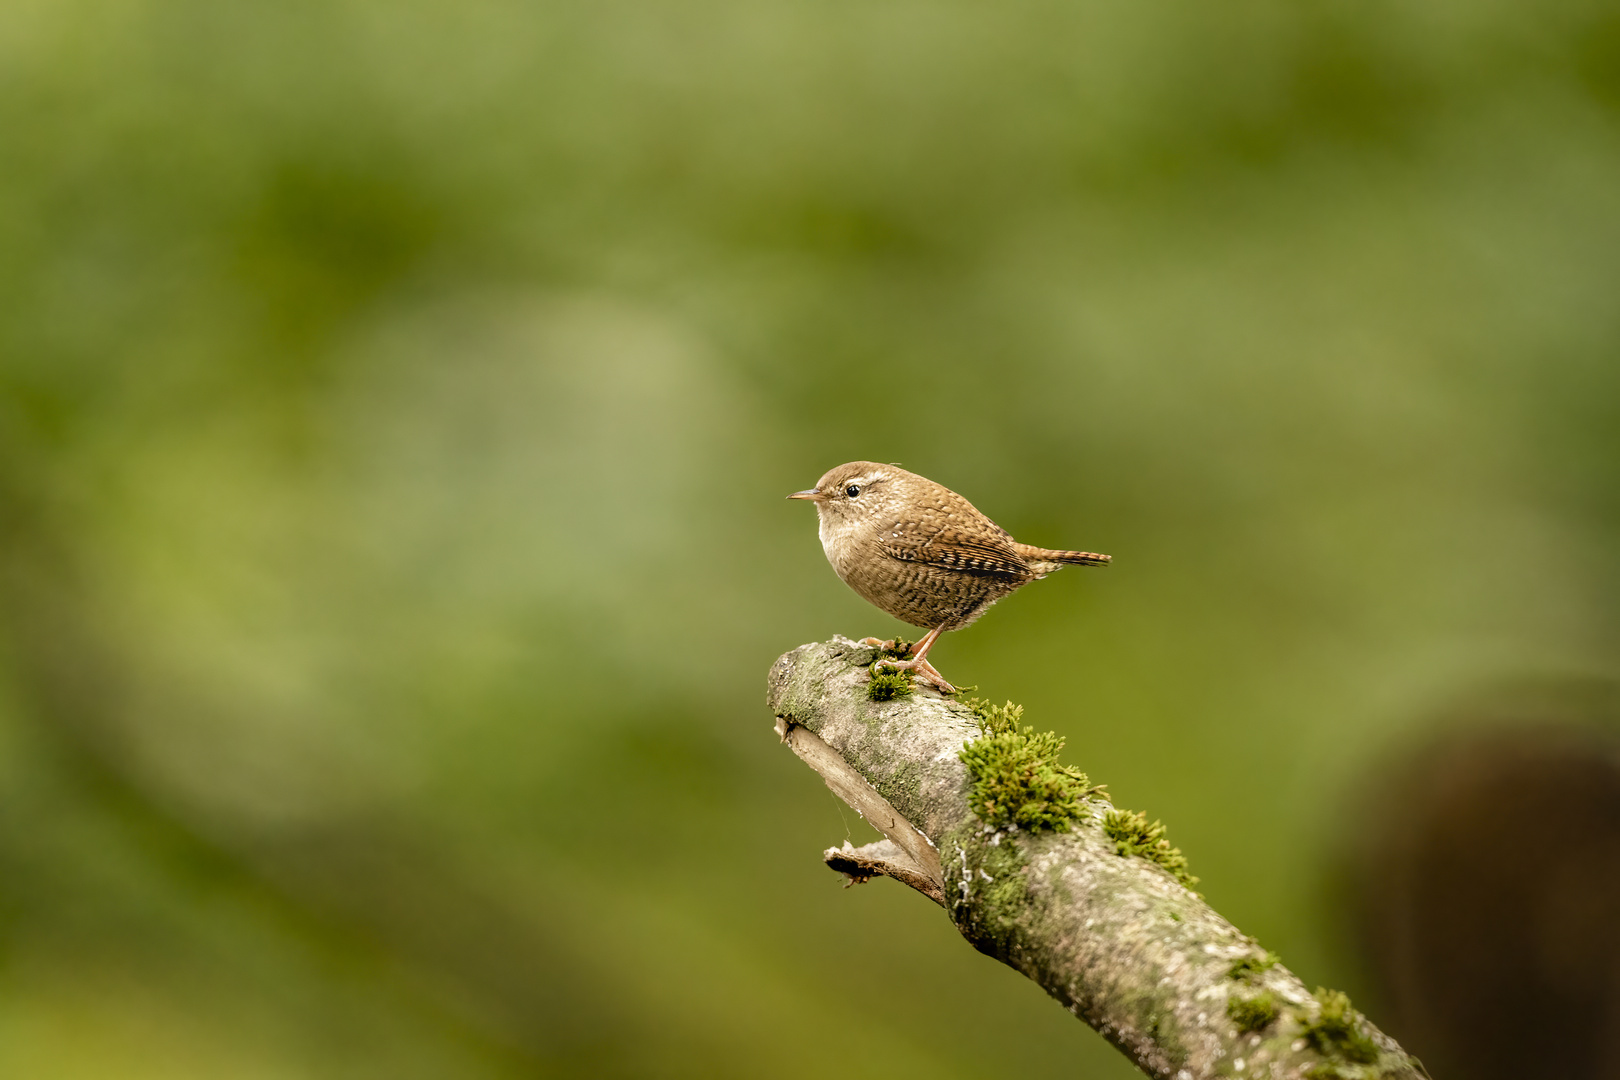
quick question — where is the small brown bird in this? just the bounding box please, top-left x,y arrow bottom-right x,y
789,461 -> 1110,693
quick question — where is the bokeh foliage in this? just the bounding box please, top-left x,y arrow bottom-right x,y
1,1 -> 1618,1076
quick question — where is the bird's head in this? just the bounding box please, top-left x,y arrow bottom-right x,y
787,461 -> 908,528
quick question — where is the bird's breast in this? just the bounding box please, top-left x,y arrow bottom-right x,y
817,514 -> 864,583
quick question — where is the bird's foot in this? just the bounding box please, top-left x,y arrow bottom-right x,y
872,656 -> 957,695
860,636 -> 916,659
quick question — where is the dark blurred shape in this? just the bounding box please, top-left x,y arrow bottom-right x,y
1347,682 -> 1620,1080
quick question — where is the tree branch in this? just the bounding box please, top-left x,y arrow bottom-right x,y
769,636 -> 1426,1080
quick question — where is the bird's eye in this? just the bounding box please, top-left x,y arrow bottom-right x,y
845,484 -> 861,498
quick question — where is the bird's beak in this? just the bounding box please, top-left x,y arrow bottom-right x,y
787,489 -> 825,501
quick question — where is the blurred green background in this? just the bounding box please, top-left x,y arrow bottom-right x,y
2,1 -> 1618,1076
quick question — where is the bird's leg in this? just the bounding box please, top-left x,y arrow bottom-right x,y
872,626 -> 955,693
904,630 -> 939,661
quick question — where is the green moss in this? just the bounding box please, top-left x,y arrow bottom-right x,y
1102,808 -> 1199,890
866,667 -> 914,701
1297,988 -> 1379,1066
881,637 -> 914,659
1227,990 -> 1280,1033
958,698 -> 1092,831
964,697 -> 1024,734
956,697 -> 1199,905
1227,951 -> 1280,981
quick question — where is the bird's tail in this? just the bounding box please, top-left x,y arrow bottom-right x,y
1014,543 -> 1112,572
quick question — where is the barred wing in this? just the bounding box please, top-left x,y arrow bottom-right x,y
881,525 -> 1030,580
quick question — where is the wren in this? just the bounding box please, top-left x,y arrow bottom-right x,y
788,461 -> 1110,694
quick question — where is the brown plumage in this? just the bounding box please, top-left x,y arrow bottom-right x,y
788,461 -> 1110,693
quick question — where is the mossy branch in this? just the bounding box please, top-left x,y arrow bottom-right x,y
768,637 -> 1426,1080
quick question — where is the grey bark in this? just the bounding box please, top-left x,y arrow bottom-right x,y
769,636 -> 1426,1080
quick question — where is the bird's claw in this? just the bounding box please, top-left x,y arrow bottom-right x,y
861,636 -> 915,659
872,656 -> 957,695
